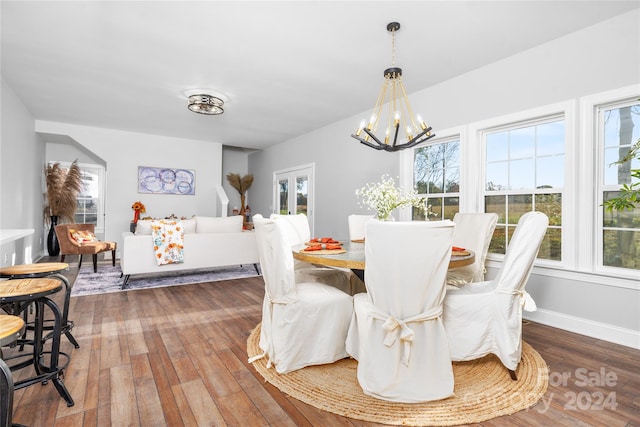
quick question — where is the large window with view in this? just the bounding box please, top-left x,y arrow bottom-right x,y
599,100 -> 640,271
412,138 -> 460,220
483,117 -> 564,261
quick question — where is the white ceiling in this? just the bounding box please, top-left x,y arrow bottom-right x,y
2,1 -> 637,150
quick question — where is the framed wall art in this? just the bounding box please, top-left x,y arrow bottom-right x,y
138,166 -> 195,195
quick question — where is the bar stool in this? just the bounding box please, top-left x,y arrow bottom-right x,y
1,315 -> 26,427
0,278 -> 74,407
0,262 -> 78,348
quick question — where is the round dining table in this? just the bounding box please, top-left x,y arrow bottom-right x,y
292,241 -> 475,271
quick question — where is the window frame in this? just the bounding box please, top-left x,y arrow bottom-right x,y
481,114 -> 566,261
470,101 -> 576,269
400,93 -> 639,287
45,161 -> 105,239
400,126 -> 467,220
582,85 -> 640,279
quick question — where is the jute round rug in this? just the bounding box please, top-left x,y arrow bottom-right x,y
247,324 -> 549,426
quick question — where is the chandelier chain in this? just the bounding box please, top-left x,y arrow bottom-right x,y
391,29 -> 396,67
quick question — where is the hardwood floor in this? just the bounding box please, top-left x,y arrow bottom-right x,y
4,261 -> 640,426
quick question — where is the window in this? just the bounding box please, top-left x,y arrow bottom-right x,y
598,100 -> 640,271
413,138 -> 460,220
55,162 -> 105,231
274,164 -> 314,234
483,117 -> 564,261
75,166 -> 101,225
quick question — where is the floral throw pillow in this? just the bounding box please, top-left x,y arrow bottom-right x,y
69,229 -> 97,243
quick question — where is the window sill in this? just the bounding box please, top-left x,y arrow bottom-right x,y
485,259 -> 640,290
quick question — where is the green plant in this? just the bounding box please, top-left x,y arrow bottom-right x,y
43,160 -> 83,224
602,139 -> 640,212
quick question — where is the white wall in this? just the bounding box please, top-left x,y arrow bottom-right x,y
35,121 -> 223,259
222,147 -> 250,216
248,117 -> 396,238
249,10 -> 640,347
0,77 -> 43,266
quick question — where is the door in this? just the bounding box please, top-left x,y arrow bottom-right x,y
274,164 -> 315,235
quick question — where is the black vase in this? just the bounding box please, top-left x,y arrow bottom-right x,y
47,215 -> 60,256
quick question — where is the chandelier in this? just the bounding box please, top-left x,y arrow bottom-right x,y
187,93 -> 224,115
351,22 -> 435,152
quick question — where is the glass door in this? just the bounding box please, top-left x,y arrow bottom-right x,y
274,164 -> 315,234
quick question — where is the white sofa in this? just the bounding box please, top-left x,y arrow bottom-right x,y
121,215 -> 259,287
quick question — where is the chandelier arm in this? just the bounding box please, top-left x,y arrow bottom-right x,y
402,130 -> 436,149
410,126 -> 433,143
362,128 -> 387,147
392,123 -> 401,147
351,134 -> 387,150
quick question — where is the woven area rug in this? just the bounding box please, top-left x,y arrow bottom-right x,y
71,263 -> 260,296
247,324 -> 549,426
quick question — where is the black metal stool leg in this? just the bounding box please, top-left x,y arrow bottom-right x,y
48,273 -> 79,349
1,357 -> 15,427
36,298 -> 74,407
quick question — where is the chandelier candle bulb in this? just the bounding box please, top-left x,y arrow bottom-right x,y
417,115 -> 427,130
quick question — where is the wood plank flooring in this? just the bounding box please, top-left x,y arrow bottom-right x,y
3,261 -> 639,426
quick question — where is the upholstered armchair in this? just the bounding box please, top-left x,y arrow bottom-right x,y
54,223 -> 116,272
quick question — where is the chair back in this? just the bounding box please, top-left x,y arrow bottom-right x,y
365,220 -> 455,319
351,219 -> 456,402
348,214 -> 374,241
269,213 -> 310,246
54,223 -> 96,253
494,211 -> 548,293
253,215 -> 296,301
447,212 -> 498,284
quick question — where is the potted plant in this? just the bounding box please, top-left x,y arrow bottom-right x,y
355,174 -> 428,220
226,173 -> 254,218
43,160 -> 83,256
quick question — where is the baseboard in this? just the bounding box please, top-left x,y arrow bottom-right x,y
524,308 -> 640,350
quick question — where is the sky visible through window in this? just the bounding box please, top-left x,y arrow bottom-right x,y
486,120 -> 564,191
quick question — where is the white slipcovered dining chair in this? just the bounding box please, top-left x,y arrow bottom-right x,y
345,220 -> 456,402
270,213 -> 363,295
446,212 -> 498,286
249,215 -> 354,374
348,214 -> 374,241
443,211 -> 548,380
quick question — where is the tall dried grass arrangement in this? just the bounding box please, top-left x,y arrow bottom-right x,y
43,160 -> 83,224
226,173 -> 254,215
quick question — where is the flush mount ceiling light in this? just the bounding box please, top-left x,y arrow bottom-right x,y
187,94 -> 224,115
351,22 -> 435,152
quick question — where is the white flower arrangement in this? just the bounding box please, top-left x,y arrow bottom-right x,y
355,174 -> 426,220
